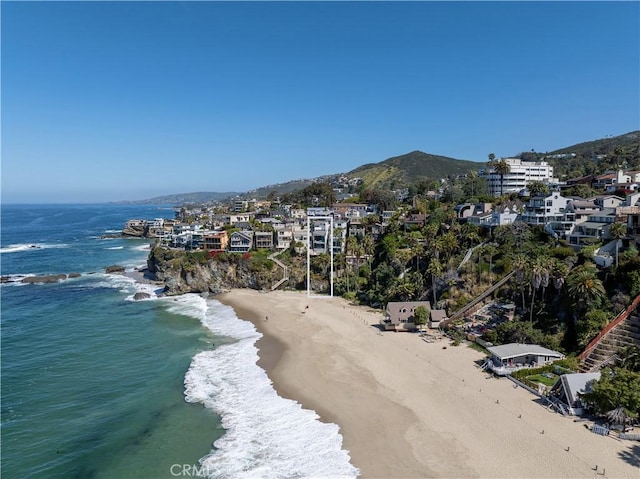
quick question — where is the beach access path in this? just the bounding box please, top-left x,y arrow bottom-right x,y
218,289 -> 639,479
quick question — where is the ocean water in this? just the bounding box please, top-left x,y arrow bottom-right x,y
1,204 -> 357,479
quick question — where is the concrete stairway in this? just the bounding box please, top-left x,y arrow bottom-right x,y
445,271 -> 515,323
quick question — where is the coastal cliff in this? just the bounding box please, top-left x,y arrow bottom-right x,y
147,246 -> 316,295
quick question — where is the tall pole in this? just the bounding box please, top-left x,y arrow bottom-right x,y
330,214 -> 334,297
307,214 -> 311,298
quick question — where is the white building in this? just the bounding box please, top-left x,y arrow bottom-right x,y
482,158 -> 558,197
520,193 -> 570,226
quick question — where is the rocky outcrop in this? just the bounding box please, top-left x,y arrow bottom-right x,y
146,247 -> 322,296
105,265 -> 126,274
122,223 -> 148,237
21,274 -> 68,284
133,292 -> 151,300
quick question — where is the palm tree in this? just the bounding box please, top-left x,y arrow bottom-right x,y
427,258 -> 444,305
551,260 -> 570,296
483,244 -> 498,282
494,159 -> 511,197
529,256 -> 551,324
527,180 -> 550,197
567,264 -> 606,316
510,253 -> 530,313
609,221 -> 627,268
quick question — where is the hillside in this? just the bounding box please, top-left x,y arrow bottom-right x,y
517,131 -> 640,179
123,131 -> 639,204
347,150 -> 480,189
245,175 -> 338,199
547,131 -> 639,158
117,191 -> 241,205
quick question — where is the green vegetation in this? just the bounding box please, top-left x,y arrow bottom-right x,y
582,368 -> 640,419
414,306 -> 428,328
349,150 -> 481,190
154,131 -> 640,362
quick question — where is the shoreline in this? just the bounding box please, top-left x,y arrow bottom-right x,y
216,288 -> 639,479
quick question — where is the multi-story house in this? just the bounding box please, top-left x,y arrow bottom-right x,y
331,203 -> 370,219
273,224 -> 294,250
454,203 -> 493,221
310,221 -> 330,254
147,218 -> 166,238
347,219 -> 366,240
233,200 -> 248,212
228,213 -> 253,225
202,230 -> 229,251
254,230 -> 274,250
482,158 -> 558,197
520,193 -> 569,226
594,195 -> 625,209
565,199 -> 599,224
228,231 -> 253,253
567,209 -> 616,247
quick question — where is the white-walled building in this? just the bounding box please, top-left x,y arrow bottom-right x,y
482,158 -> 558,197
520,193 -> 570,226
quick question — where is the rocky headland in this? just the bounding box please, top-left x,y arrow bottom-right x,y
146,246 -> 323,296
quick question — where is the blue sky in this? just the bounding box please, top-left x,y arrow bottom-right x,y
2,1 -> 639,203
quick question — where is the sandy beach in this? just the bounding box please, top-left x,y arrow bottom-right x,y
217,289 -> 639,479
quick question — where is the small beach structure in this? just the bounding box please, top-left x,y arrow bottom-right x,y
429,309 -> 447,329
381,301 -> 431,332
485,343 -> 564,376
548,372 -> 600,415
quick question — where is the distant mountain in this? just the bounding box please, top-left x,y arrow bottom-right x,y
122,131 -> 640,205
347,150 -> 480,189
116,191 -> 240,205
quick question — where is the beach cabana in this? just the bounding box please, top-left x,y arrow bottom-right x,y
429,310 -> 447,329
485,343 -> 564,375
549,372 -> 600,415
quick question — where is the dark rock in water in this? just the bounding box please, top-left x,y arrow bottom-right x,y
133,292 -> 151,301
68,272 -> 82,278
105,265 -> 125,274
21,274 -> 67,284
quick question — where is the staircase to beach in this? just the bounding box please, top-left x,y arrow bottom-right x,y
269,251 -> 289,291
579,293 -> 640,373
443,271 -> 515,325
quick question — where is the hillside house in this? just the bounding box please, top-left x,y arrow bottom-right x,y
332,203 -> 370,219
347,220 -> 366,240
520,193 -> 569,226
403,213 -> 427,230
254,230 -> 274,250
229,231 -> 254,253
202,230 -> 229,251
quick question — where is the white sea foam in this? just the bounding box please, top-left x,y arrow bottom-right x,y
171,295 -> 359,479
132,243 -> 153,252
0,274 -> 34,286
106,246 -> 125,250
0,243 -> 69,254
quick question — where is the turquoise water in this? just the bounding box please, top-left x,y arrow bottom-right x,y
1,204 -> 223,478
1,204 -> 358,479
